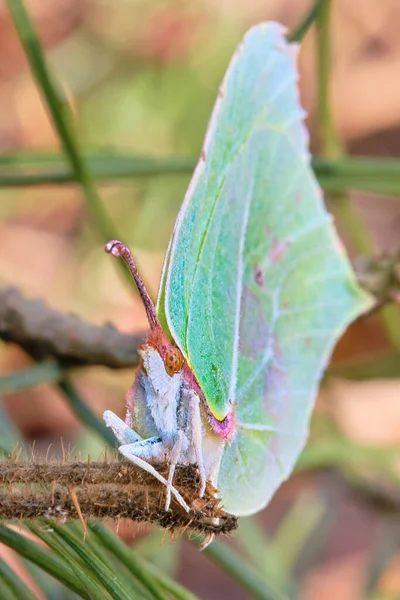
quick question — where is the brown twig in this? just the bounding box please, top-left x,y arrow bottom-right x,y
0,286 -> 142,368
0,252 -> 399,373
0,458 -> 238,535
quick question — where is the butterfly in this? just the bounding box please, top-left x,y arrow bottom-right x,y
103,22 -> 372,520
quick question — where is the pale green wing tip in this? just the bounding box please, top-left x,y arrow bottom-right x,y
161,21 -> 297,359
343,255 -> 376,321
244,21 -> 288,40
349,284 -> 375,320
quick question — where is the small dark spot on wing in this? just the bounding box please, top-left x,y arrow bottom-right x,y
254,264 -> 264,287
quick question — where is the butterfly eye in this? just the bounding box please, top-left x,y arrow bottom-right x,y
164,347 -> 184,376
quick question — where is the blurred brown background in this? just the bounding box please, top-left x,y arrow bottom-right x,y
1,1 -> 400,598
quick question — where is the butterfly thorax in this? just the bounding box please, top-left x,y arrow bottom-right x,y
142,326 -> 236,440
125,323 -> 235,442
181,363 -> 235,440
126,326 -> 182,444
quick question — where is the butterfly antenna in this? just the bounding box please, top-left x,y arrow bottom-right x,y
105,240 -> 159,329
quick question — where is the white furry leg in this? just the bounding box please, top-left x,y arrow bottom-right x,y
119,441 -> 190,512
165,431 -> 184,511
188,391 -> 207,497
198,533 -> 215,551
103,410 -> 142,445
104,411 -> 190,512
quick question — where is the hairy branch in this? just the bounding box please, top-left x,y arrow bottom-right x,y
0,458 -> 237,535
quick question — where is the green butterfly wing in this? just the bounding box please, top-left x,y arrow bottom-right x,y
157,22 -> 373,515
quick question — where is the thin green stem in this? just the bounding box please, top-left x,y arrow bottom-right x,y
5,0 -> 110,237
0,582 -> 17,600
5,0 -> 141,292
0,557 -> 38,600
88,524 -> 168,600
90,522 -> 197,600
0,362 -> 63,394
48,522 -> 134,600
316,1 -> 372,252
297,439 -> 398,472
289,0 -> 322,43
333,196 -> 373,255
327,351 -> 400,380
57,376 -> 116,447
316,0 -> 340,157
0,525 -> 92,599
203,542 -> 288,600
2,152 -> 400,197
316,0 -> 400,350
0,364 -> 116,450
0,152 -> 196,181
67,522 -> 152,600
27,522 -> 111,600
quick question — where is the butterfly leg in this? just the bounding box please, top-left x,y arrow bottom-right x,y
103,410 -> 143,445
198,533 -> 215,551
104,410 -> 190,512
165,430 -> 184,511
119,440 -> 190,512
187,391 -> 207,497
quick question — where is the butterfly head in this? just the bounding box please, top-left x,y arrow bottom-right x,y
145,324 -> 184,377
